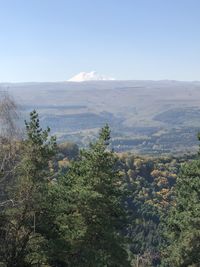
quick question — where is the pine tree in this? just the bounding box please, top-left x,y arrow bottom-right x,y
0,110 -> 56,267
67,125 -> 130,266
162,157 -> 200,266
72,126 -> 129,267
41,125 -> 131,266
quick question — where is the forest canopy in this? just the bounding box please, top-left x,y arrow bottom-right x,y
0,95 -> 200,267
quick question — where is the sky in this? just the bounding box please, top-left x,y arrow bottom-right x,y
0,0 -> 200,82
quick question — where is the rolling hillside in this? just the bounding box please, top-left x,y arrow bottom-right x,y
2,80 -> 200,154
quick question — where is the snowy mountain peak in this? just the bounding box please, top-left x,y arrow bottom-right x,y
68,71 -> 115,82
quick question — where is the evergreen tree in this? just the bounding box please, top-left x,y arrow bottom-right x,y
162,158 -> 200,266
0,110 -> 56,267
69,125 -> 130,266
43,125 -> 131,266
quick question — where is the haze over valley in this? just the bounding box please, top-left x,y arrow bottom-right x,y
4,78 -> 200,155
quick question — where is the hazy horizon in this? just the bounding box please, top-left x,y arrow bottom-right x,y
1,75 -> 200,84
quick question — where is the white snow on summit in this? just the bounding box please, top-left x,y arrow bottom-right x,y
68,71 -> 115,82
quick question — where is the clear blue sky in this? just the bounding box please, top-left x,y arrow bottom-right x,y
0,0 -> 200,82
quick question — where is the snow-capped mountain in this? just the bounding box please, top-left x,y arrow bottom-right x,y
68,71 -> 115,82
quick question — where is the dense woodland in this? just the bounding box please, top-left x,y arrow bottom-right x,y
0,94 -> 200,267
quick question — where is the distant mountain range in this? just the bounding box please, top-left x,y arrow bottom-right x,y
2,80 -> 200,155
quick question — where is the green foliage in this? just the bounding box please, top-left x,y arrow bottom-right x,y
58,141 -> 79,160
162,159 -> 200,266
0,110 -> 57,267
71,124 -> 130,266
41,124 -> 131,266
1,108 -> 200,267
120,154 -> 183,266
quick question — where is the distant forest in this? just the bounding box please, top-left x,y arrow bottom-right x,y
0,94 -> 200,267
